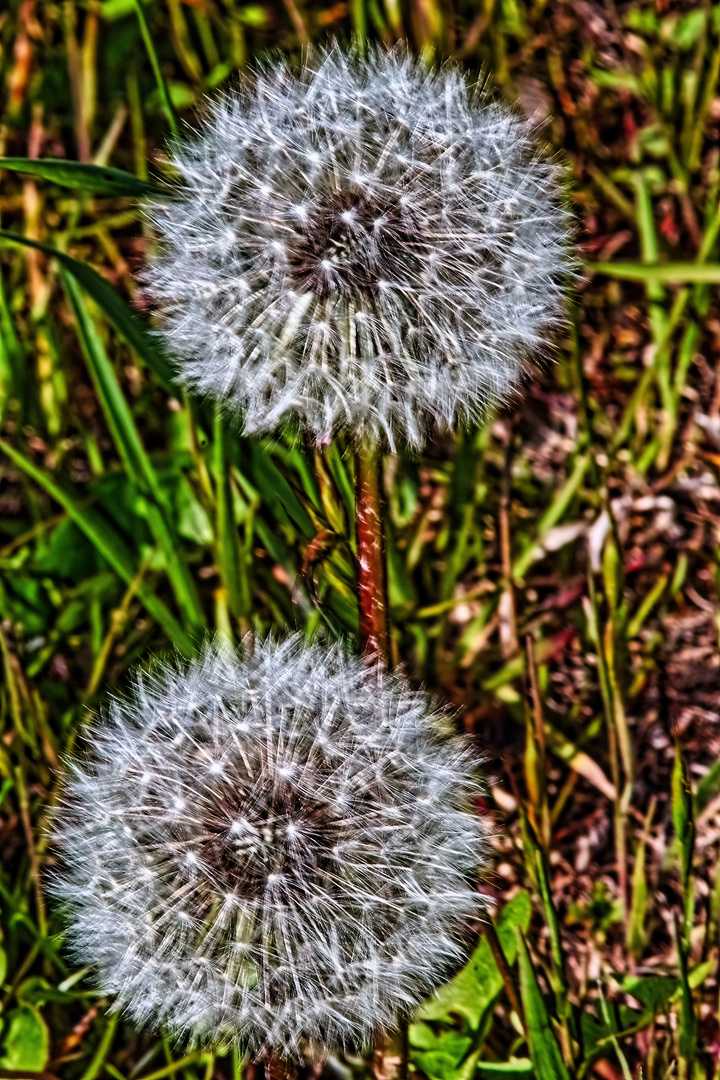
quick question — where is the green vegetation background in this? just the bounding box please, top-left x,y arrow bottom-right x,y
1,0 -> 720,1076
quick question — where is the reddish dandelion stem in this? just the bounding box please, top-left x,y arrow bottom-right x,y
355,439 -> 390,668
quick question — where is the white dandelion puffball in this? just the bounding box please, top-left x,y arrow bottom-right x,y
53,636 -> 486,1059
146,45 -> 572,448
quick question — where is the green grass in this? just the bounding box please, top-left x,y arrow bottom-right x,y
1,0 -> 720,1077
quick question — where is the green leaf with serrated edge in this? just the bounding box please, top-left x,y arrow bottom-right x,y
0,157 -> 163,196
0,229 -> 177,392
0,1006 -> 49,1069
418,890 -> 531,1028
516,933 -> 570,1080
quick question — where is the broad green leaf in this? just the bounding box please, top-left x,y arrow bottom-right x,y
621,974 -> 677,1011
419,890 -> 531,1028
411,1031 -> 472,1064
0,157 -> 162,197
32,519 -> 103,581
175,475 -> 214,545
0,1005 -> 49,1069
624,9 -> 657,33
673,10 -> 706,48
516,933 -> 570,1080
410,1028 -> 482,1080
0,229 -> 177,391
0,946 -> 6,985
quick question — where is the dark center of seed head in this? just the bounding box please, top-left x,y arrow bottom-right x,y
287,189 -> 408,298
197,787 -> 340,895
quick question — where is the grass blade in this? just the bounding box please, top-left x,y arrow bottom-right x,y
0,158 -> 162,197
0,437 -> 193,655
672,741 -> 696,943
516,932 -> 571,1080
131,0 -> 179,138
0,229 -> 177,392
675,915 -> 697,1079
591,261 -> 720,284
61,269 -> 205,635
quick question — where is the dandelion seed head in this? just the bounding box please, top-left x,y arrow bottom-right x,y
145,45 -> 573,448
52,636 -> 487,1059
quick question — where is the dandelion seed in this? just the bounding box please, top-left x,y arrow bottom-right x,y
145,44 -> 573,448
52,636 -> 487,1059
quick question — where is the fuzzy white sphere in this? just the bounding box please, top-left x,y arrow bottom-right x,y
53,636 -> 486,1059
146,45 -> 572,448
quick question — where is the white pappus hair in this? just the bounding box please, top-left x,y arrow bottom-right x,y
52,635 -> 487,1059
145,44 -> 573,449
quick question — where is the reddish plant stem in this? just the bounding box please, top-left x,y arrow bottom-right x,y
355,439 -> 391,669
263,1056 -> 295,1080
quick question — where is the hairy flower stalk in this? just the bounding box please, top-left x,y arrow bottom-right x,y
52,637 -> 486,1061
146,44 -> 572,450
356,439 -> 390,664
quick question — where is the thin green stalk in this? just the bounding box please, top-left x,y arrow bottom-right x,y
132,0 -> 179,139
213,411 -> 249,633
586,568 -> 628,916
79,1014 -> 120,1080
591,261 -> 720,284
